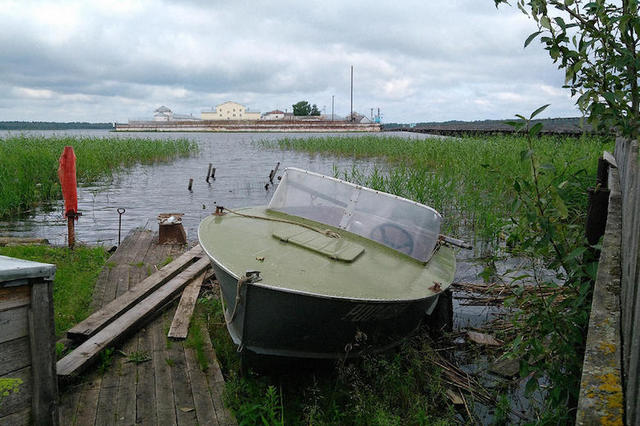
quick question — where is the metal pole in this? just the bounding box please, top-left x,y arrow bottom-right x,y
350,66 -> 353,122
117,208 -> 126,245
331,95 -> 334,121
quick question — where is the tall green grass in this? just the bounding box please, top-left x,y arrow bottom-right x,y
262,134 -> 612,242
0,135 -> 198,217
0,244 -> 108,337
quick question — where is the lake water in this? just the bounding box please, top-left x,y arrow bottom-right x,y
0,130 -> 432,246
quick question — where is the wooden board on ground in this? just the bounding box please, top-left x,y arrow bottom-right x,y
57,257 -> 211,379
67,245 -> 204,342
167,271 -> 208,339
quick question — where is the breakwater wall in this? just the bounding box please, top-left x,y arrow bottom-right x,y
577,137 -> 640,425
114,120 -> 381,132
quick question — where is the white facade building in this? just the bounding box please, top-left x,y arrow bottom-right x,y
201,101 -> 261,120
262,110 -> 285,120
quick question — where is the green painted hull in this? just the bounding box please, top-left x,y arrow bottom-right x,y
198,206 -> 455,358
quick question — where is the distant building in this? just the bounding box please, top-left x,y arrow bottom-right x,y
152,106 -> 200,122
262,110 -> 285,120
154,105 -> 173,121
201,101 -> 261,120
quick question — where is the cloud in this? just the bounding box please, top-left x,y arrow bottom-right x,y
0,0 -> 580,122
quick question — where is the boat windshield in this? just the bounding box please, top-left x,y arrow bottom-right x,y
268,167 -> 442,262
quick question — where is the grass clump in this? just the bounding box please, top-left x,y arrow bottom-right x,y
0,135 -> 198,217
0,244 -> 108,337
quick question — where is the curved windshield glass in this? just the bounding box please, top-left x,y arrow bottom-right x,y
268,167 -> 442,262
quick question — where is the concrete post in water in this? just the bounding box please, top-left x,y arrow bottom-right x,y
188,178 -> 193,191
206,163 -> 212,183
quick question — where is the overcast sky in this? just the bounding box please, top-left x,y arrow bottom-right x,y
0,0 -> 581,123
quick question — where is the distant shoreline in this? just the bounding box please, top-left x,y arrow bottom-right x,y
113,119 -> 381,133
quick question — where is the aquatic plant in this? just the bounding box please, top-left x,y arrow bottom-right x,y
0,135 -> 198,218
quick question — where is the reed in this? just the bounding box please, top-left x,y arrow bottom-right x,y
262,134 -> 612,241
0,135 -> 198,218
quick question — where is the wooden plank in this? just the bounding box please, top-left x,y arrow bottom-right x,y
67,245 -> 204,342
0,306 -> 29,344
167,342 -> 197,425
58,384 -> 82,426
0,406 -> 31,426
94,358 -> 120,426
0,337 -> 31,376
135,325 -> 157,425
0,285 -> 30,312
29,280 -> 58,425
168,272 -> 207,339
114,335 -> 139,425
200,324 -> 236,425
152,312 -> 177,426
57,257 -> 211,378
184,346 -> 219,425
603,150 -> 618,168
0,366 -> 32,417
0,237 -> 49,246
74,377 -> 102,426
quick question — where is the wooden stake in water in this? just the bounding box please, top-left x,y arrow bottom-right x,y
188,178 -> 193,191
206,163 -> 212,183
67,213 -> 75,249
211,168 -> 216,180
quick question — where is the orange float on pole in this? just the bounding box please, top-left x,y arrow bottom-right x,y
58,146 -> 80,248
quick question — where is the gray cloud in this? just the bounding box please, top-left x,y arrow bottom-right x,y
0,0 -> 579,122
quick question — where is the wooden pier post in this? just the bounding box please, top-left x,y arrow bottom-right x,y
206,163 -> 212,183
188,178 -> 193,191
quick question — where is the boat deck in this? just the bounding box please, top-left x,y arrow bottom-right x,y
58,230 -> 236,425
199,207 -> 455,301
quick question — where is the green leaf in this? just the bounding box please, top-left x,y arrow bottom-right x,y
539,163 -> 556,172
564,0 -> 574,5
566,247 -> 586,261
529,104 -> 550,119
525,376 -> 539,395
520,149 -> 534,162
529,122 -> 544,137
524,31 -> 542,48
540,16 -> 552,30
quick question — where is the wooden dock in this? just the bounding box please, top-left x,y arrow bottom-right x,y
58,229 -> 236,425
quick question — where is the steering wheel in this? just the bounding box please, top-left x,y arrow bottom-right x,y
370,223 -> 414,255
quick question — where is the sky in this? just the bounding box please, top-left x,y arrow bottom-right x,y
0,0 -> 581,123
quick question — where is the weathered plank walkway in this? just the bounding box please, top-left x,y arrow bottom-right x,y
58,229 -> 236,425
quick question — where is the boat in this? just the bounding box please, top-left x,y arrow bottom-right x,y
198,167 -> 457,359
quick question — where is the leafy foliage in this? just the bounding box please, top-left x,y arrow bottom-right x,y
0,378 -> 22,406
498,108 -> 598,422
494,0 -> 640,137
292,101 -> 321,116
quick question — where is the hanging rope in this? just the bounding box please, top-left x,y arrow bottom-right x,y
229,274 -> 250,323
221,207 -> 341,238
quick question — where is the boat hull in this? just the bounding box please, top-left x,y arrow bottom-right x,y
210,259 -> 439,359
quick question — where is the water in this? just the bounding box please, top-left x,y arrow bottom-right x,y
0,130 -> 432,246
